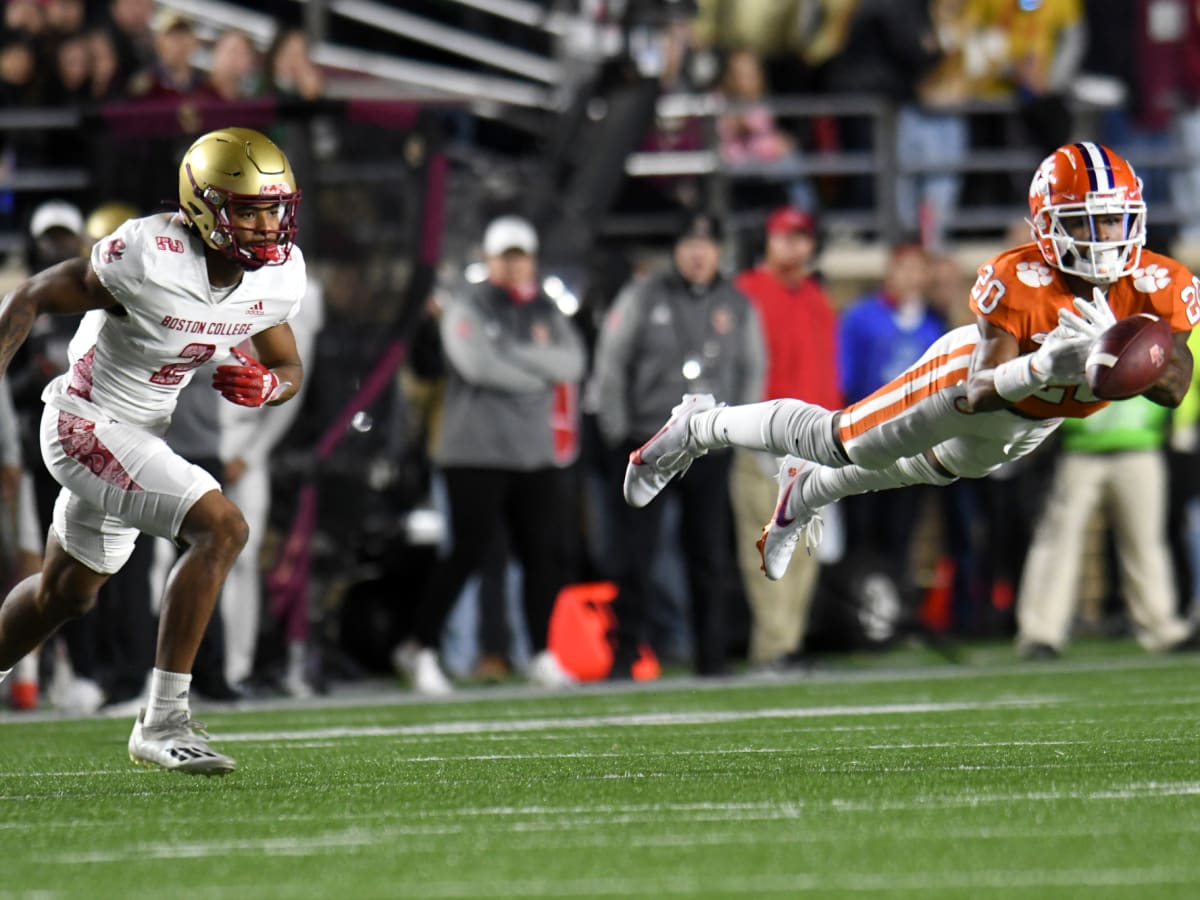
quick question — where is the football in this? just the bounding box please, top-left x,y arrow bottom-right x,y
1084,314 -> 1172,400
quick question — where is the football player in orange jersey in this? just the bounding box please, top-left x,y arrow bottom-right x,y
624,142 -> 1197,581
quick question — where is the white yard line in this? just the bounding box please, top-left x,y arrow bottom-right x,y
32,832 -> 1200,898
389,734 -> 1190,762
386,868 -> 1200,896
24,781 -> 1200,846
216,697 -> 1058,743
2,652 -> 1192,725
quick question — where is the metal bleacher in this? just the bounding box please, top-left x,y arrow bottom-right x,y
3,0 -> 1198,282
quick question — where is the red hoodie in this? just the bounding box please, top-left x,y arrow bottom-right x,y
735,267 -> 841,410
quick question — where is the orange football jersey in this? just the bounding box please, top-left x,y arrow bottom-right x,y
968,243 -> 1199,419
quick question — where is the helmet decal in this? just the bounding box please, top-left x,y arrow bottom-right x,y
1073,141 -> 1116,191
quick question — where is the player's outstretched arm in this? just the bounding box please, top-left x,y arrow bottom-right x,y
1143,330 -> 1193,408
967,315 -> 1094,411
0,258 -> 117,379
964,318 -> 1024,412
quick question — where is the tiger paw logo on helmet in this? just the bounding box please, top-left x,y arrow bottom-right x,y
1132,264 -> 1171,293
1016,261 -> 1053,288
1029,155 -> 1058,200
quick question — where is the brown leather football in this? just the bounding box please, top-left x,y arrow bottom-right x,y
1085,314 -> 1172,400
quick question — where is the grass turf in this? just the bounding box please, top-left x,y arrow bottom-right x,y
2,640 -> 1198,899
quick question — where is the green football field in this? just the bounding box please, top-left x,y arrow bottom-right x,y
2,641 -> 1198,899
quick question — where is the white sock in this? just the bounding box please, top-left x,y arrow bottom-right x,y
286,641 -> 306,679
144,668 -> 191,726
691,400 -> 847,465
802,454 -> 957,511
13,653 -> 36,682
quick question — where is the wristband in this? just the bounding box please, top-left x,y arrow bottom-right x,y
993,355 -> 1046,402
267,378 -> 291,403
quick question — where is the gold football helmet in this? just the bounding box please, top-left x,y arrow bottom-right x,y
84,202 -> 140,244
178,127 -> 301,268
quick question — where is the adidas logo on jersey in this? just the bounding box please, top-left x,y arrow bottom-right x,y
246,301 -> 265,316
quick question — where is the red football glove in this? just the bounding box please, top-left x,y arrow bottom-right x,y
212,348 -> 283,407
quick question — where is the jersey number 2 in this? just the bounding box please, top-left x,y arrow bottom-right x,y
150,343 -> 216,385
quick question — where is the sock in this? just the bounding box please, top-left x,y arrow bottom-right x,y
286,640 -> 306,680
802,454 -> 957,511
691,400 -> 847,466
13,653 -> 36,682
144,668 -> 191,726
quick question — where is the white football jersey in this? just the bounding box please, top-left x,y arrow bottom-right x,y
42,213 -> 306,431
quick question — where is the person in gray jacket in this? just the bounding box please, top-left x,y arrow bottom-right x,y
393,216 -> 586,694
591,213 -> 765,676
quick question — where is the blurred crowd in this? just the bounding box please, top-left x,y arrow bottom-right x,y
626,0 -> 1200,249
1,0 -> 322,107
4,0 -> 1200,713
0,0 -> 324,232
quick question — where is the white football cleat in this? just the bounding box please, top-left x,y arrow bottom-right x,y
526,650 -> 577,689
128,709 -> 236,776
623,393 -> 716,507
282,668 -> 315,699
48,673 -> 105,715
392,641 -> 454,696
757,455 -> 824,581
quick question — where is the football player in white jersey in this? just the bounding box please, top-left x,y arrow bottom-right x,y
0,127 -> 308,774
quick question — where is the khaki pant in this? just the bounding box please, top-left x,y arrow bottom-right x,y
1016,449 -> 1190,652
729,450 -> 820,664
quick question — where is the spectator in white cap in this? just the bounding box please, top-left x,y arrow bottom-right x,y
390,214 -> 586,694
482,215 -> 538,257
21,200 -> 84,383
28,200 -> 84,269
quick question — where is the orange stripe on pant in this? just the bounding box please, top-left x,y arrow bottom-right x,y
839,343 -> 975,444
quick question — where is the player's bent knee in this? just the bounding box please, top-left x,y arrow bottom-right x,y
226,512 -> 251,554
843,443 -> 899,472
937,457 -> 1000,480
179,492 -> 250,558
36,543 -> 108,620
206,510 -> 250,559
896,453 -> 959,487
35,577 -> 99,621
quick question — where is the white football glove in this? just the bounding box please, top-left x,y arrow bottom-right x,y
1029,324 -> 1093,383
1058,286 -> 1118,341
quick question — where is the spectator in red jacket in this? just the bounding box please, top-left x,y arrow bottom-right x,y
731,207 -> 840,669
